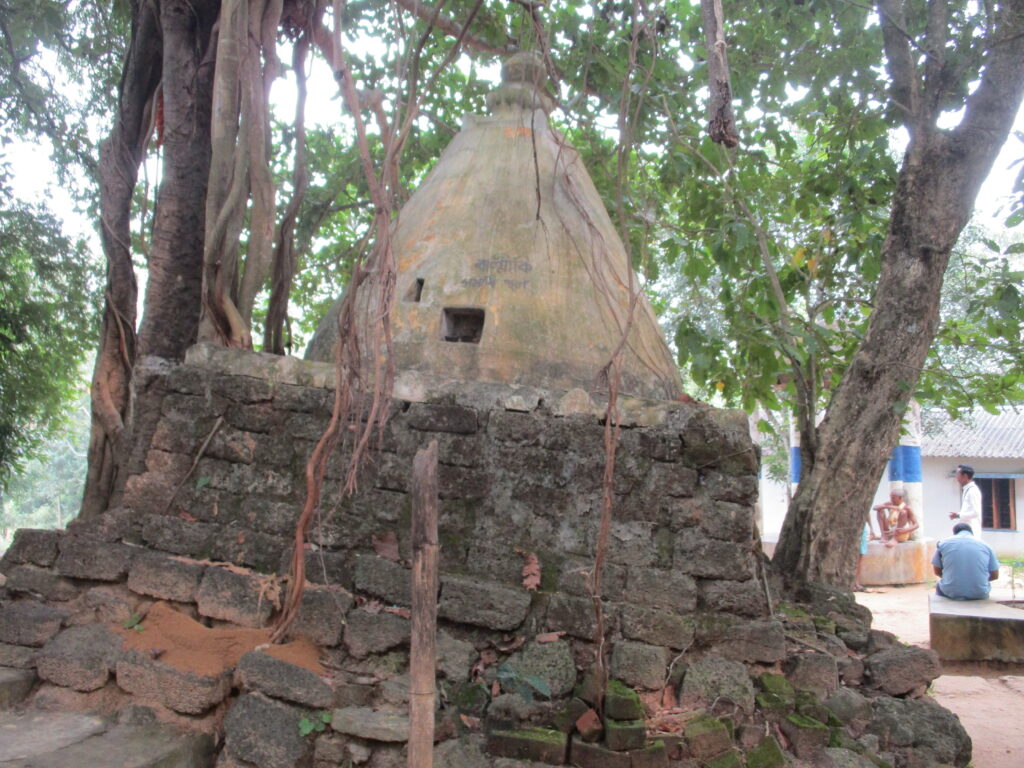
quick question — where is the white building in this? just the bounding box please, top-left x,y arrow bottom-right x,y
920,406 -> 1024,557
758,405 -> 1024,559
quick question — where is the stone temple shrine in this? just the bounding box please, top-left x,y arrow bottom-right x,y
0,53 -> 970,768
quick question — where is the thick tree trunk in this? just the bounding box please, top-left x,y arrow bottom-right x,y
136,0 -> 219,360
80,0 -> 162,519
774,1 -> 1024,585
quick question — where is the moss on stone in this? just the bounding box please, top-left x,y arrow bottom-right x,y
745,736 -> 787,768
785,713 -> 828,730
706,749 -> 744,768
757,673 -> 796,705
756,692 -> 792,712
684,713 -> 729,740
493,726 -> 567,745
776,602 -> 810,619
604,679 -> 644,720
812,616 -> 837,634
604,718 -> 646,752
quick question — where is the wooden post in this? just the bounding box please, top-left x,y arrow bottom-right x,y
408,440 -> 439,768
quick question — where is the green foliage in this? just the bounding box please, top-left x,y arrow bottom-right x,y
0,0 -> 126,190
0,387 -> 89,538
298,710 -> 332,736
0,204 -> 98,488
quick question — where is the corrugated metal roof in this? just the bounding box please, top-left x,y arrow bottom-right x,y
921,406 -> 1024,458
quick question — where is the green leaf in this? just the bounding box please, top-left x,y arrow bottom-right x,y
195,476 -> 211,490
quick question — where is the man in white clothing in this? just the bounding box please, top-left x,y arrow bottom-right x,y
949,464 -> 983,540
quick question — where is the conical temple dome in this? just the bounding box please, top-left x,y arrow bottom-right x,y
307,53 -> 682,402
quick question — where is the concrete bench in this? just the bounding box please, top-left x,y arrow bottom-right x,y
929,591 -> 1024,662
860,538 -> 936,586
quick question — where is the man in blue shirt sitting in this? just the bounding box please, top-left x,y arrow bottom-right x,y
932,523 -> 1000,600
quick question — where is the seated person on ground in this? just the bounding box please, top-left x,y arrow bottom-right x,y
874,488 -> 918,547
932,523 -> 1000,600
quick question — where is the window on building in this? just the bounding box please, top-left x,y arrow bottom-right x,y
978,477 -> 1016,530
441,307 -> 484,343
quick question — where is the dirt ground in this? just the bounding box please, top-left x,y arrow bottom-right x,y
855,577 -> 1024,768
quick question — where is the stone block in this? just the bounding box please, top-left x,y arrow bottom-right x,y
486,727 -> 567,765
610,641 -> 668,691
702,471 -> 758,504
620,605 -> 695,650
439,575 -> 531,631
488,410 -> 544,444
196,567 -> 274,628
605,718 -> 645,751
681,656 -> 755,714
236,651 -> 334,708
198,458 -> 294,497
54,536 -> 134,582
631,739 -> 669,768
838,654 -> 865,686
210,372 -> 274,404
864,646 -> 941,696
701,502 -> 755,542
546,593 -> 605,640
127,551 -> 205,603
784,652 -> 839,699
224,692 -> 311,768
331,706 -> 410,742
273,382 -> 332,413
574,706 -> 602,740
353,554 -> 412,606
0,600 -> 66,647
407,402 -> 479,434
569,735 -> 630,767
287,585 -> 352,646
713,620 -> 785,663
644,463 -> 698,498
605,521 -> 660,568
141,514 -> 217,558
506,640 -> 577,698
36,624 -> 123,692
866,695 -> 971,767
333,680 -> 375,708
343,609 -> 410,658
0,642 -> 36,668
698,578 -> 767,617
116,649 -> 232,714
0,668 -> 36,709
295,549 -> 353,588
673,532 -> 754,581
745,736 -> 787,768
626,567 -> 697,613
64,584 -> 138,627
210,527 -> 288,573
779,714 -> 829,759
224,402 -> 284,435
680,408 -> 757,474
205,426 -> 262,465
825,686 -> 873,728
683,713 -> 732,760
436,629 -> 476,682
604,679 -> 644,720
5,564 -> 79,601
438,464 -> 491,500
2,528 -> 61,567
558,558 -> 626,600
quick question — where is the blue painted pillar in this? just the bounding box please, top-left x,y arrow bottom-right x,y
888,401 -> 924,538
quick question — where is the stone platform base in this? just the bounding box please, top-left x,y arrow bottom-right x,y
860,539 -> 936,586
929,592 -> 1024,662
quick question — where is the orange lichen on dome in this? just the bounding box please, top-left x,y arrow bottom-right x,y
115,601 -> 325,677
